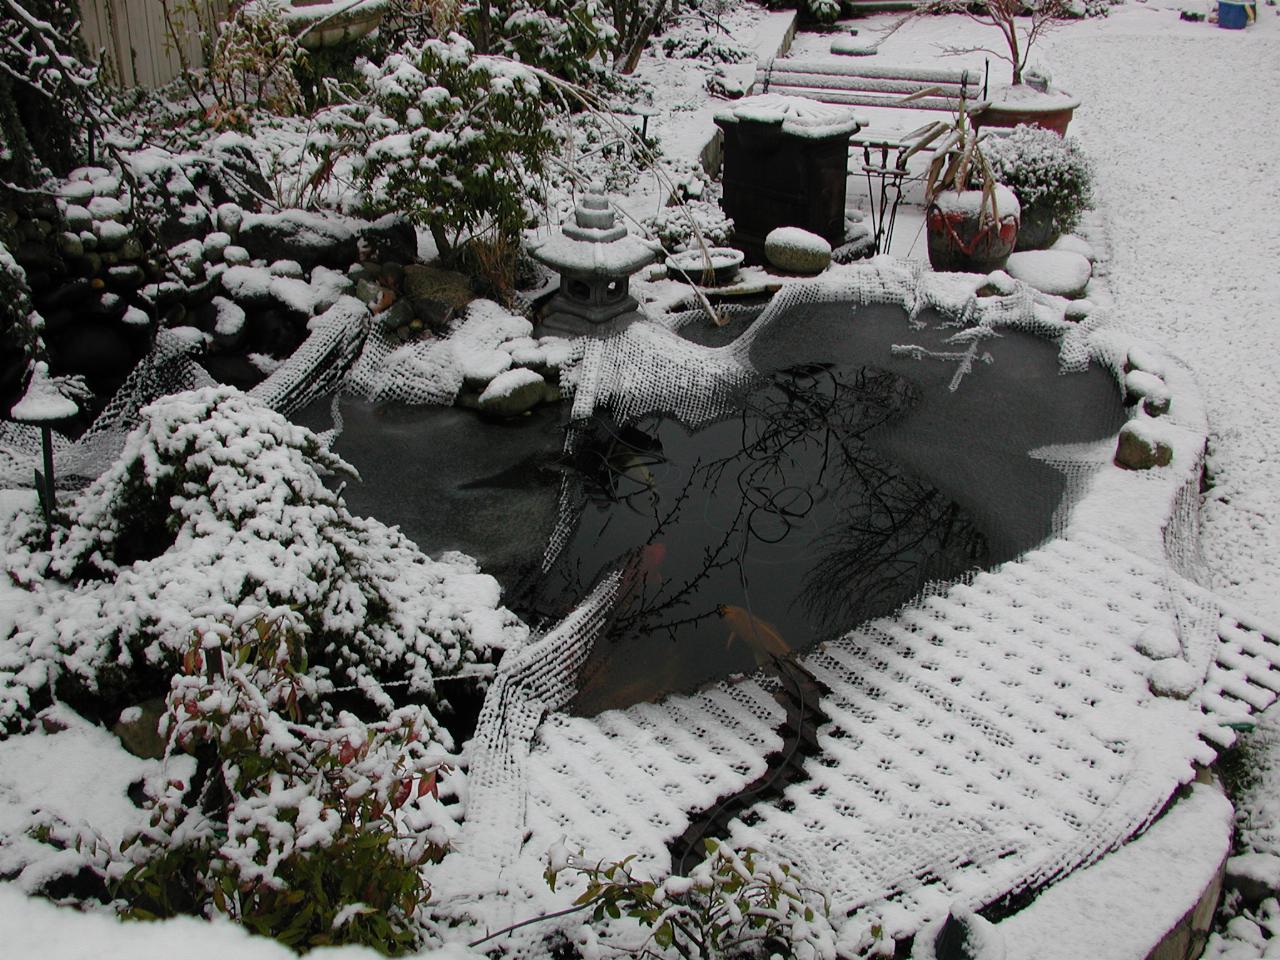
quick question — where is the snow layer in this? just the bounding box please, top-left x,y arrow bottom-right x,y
1047,10 -> 1280,621
997,782 -> 1233,959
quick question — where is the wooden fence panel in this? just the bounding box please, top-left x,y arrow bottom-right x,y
77,0 -> 229,89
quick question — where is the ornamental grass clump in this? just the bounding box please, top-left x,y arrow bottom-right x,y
980,124 -> 1094,249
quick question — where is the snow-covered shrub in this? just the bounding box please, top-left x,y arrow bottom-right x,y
462,0 -> 611,85
343,34 -> 558,286
0,242 -> 43,387
656,21 -> 748,63
545,839 -> 836,959
112,611 -> 452,953
644,198 -> 733,252
0,386 -> 525,732
981,124 -> 1094,243
0,0 -> 101,184
804,0 -> 841,24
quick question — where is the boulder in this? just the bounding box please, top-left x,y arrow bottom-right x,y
765,227 -> 832,275
1004,250 -> 1092,299
238,209 -> 362,270
1115,419 -> 1173,470
478,368 -> 547,418
112,697 -> 168,760
403,263 -> 475,331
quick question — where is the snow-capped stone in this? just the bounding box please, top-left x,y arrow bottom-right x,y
1227,853 -> 1280,904
1115,418 -> 1175,470
1049,233 -> 1096,261
62,204 -> 92,232
201,231 -> 231,261
1125,369 -> 1171,415
1005,250 -> 1092,299
1148,658 -> 1199,699
765,227 -> 832,275
1135,623 -> 1181,660
1126,346 -> 1167,379
223,245 -> 250,266
477,368 -> 547,418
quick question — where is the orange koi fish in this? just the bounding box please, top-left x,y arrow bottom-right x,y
718,604 -> 792,667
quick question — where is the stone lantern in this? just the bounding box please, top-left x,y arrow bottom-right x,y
530,187 -> 657,337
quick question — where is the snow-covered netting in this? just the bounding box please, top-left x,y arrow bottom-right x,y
455,259 -> 1280,950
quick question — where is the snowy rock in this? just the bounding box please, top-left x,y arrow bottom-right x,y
1050,233 -> 1096,261
404,263 -> 475,330
477,368 -> 547,418
94,219 -> 130,253
1125,369 -> 1171,415
62,204 -> 92,232
202,231 -> 231,260
1226,916 -> 1268,950
215,202 -> 244,237
1135,623 -> 1181,660
57,232 -> 83,258
1126,346 -> 1166,379
238,209 -> 361,270
1228,854 -> 1280,905
1004,250 -> 1092,299
765,227 -> 832,275
222,245 -> 250,266
57,180 -> 94,203
1115,419 -> 1174,470
111,697 -> 167,759
268,259 -> 304,278
1148,658 -> 1199,699
831,33 -> 879,56
209,296 -> 247,347
1064,298 -> 1093,320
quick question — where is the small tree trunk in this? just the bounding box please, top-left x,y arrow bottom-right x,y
619,0 -> 668,74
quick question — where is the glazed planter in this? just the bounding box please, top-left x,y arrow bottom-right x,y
926,184 -> 1021,273
1013,204 -> 1060,252
972,85 -> 1082,138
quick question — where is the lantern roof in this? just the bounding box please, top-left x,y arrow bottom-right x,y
531,188 -> 657,277
11,361 -> 79,423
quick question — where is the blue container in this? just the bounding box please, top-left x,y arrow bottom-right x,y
1218,0 -> 1253,28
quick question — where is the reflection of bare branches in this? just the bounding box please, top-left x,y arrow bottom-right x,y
543,363 -> 991,713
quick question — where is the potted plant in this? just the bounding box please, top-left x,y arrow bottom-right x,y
980,123 -> 1094,250
922,103 -> 1020,272
920,0 -> 1082,136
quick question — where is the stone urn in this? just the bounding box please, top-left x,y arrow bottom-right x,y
926,184 -> 1021,273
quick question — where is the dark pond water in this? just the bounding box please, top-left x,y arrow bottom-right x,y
297,302 -> 1124,716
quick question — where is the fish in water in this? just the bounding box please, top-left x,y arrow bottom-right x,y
618,542 -> 669,603
718,604 -> 792,668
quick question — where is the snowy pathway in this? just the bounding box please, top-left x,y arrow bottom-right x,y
1050,11 -> 1280,621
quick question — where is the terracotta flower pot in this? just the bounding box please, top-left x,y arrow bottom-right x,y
971,86 -> 1082,138
926,185 -> 1021,273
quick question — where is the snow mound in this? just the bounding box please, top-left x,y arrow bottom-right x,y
1005,250 -> 1092,299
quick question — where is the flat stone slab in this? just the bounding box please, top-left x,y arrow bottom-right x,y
1006,249 -> 1093,299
